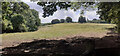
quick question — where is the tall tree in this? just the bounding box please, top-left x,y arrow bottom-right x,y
1,2 -> 41,33
78,16 -> 86,23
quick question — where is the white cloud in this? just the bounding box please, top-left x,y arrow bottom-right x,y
40,9 -> 81,23
84,11 -> 100,20
21,0 -> 30,2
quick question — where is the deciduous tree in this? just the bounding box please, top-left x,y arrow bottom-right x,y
1,2 -> 41,33
51,19 -> 60,24
78,16 -> 86,23
66,17 -> 72,23
60,19 -> 65,23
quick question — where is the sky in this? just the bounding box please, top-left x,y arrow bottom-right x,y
22,0 -> 100,23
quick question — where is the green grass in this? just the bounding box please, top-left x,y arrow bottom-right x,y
1,23 -> 115,44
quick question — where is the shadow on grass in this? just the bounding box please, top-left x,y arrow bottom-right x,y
2,36 -> 95,56
106,27 -> 119,35
2,28 -> 120,56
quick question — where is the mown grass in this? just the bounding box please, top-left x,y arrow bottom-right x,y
1,23 -> 115,43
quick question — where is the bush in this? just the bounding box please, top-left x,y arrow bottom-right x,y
87,19 -> 107,23
66,17 -> 72,23
60,19 -> 65,23
51,19 -> 60,24
78,16 -> 86,23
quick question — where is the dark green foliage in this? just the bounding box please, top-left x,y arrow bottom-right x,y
93,19 -> 97,21
97,2 -> 120,33
1,2 -> 41,33
2,19 -> 13,32
66,17 -> 72,23
11,14 -> 24,32
21,9 -> 41,31
60,19 -> 65,23
78,16 -> 86,23
51,19 -> 60,24
37,2 -> 71,18
36,2 -> 95,18
87,19 -> 107,23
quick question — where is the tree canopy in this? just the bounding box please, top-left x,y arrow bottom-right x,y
1,2 -> 41,33
66,17 -> 72,23
78,16 -> 86,23
37,2 -> 71,18
97,2 -> 120,33
60,19 -> 65,23
51,19 -> 60,24
36,2 -> 95,18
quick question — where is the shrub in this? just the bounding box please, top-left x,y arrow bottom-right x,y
78,16 -> 86,23
60,19 -> 65,23
51,19 -> 60,24
88,19 -> 107,23
66,17 -> 72,23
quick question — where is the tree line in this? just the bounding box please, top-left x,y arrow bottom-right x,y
1,2 -> 41,33
51,16 -> 106,24
51,17 -> 72,24
51,16 -> 87,24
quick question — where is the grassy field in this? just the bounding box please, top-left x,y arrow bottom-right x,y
1,23 -> 115,47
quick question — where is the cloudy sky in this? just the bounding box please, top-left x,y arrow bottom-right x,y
22,0 -> 100,23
